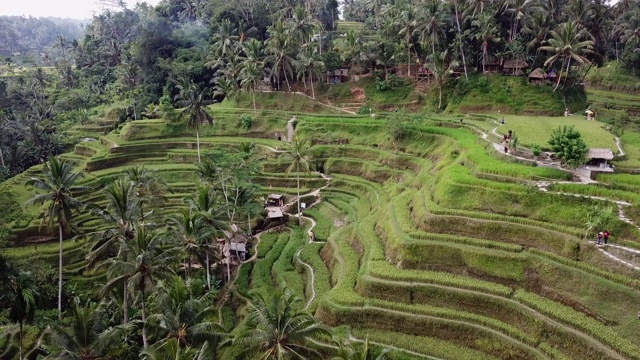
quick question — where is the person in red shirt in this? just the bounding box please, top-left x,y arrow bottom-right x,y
604,231 -> 610,244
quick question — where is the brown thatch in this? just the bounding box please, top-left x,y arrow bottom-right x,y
588,148 -> 614,160
503,59 -> 528,69
528,68 -> 547,79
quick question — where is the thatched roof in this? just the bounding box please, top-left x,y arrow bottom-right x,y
528,68 -> 547,79
503,59 -> 528,69
268,194 -> 284,200
588,148 -> 614,160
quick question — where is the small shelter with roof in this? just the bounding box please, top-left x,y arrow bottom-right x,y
265,194 -> 284,207
264,194 -> 286,225
219,224 -> 250,265
326,69 -> 349,84
583,148 -> 615,179
502,59 -> 528,76
528,68 -> 547,84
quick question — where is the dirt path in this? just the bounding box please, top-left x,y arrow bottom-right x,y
287,117 -> 295,142
348,336 -> 441,359
295,247 -> 316,310
615,136 -> 625,156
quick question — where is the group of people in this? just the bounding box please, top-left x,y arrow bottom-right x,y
502,129 -> 514,153
597,230 -> 610,245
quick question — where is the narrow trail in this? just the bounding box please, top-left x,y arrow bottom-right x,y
255,89 -> 356,114
615,136 -> 625,156
475,123 -> 640,272
287,117 -> 295,142
347,336 -> 442,359
295,247 -> 316,310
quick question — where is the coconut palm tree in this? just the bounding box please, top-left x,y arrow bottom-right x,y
472,13 -> 502,73
119,59 -> 140,121
426,50 -> 457,110
451,0 -> 469,81
146,278 -> 226,353
397,3 -> 418,77
539,21 -> 594,91
265,20 -> 295,91
333,30 -> 364,76
416,0 -> 446,56
279,138 -> 311,227
175,82 -> 214,163
294,48 -> 325,99
105,226 -> 178,349
47,298 -> 129,360
141,338 -> 211,360
185,186 -> 227,290
168,209 -> 216,280
125,165 -> 167,221
233,284 -> 329,359
210,18 -> 239,59
331,336 -> 389,360
26,156 -> 86,319
3,270 -> 38,360
240,61 -> 264,115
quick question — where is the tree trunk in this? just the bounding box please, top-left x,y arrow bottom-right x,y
58,221 -> 63,320
0,146 -> 5,167
453,0 -> 468,81
226,238 -> 230,282
562,57 -> 571,90
482,43 -> 487,73
553,57 -> 566,92
283,64 -> 291,92
408,41 -> 411,77
438,85 -> 443,110
132,93 -> 137,121
206,251 -> 211,290
252,89 -> 257,114
19,321 -> 23,360
141,282 -> 148,349
196,129 -> 201,163
310,73 -> 315,99
297,162 -> 301,226
123,277 -> 128,324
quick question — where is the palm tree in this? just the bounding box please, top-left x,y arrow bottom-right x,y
26,157 -> 85,319
280,138 -> 311,227
265,20 -> 295,91
426,50 -> 457,110
331,336 -> 389,360
294,48 -> 325,99
240,61 -> 264,115
146,278 -> 226,353
185,186 -> 227,290
233,284 -> 329,359
124,165 -> 167,221
333,30 -> 364,77
175,82 -> 214,163
472,13 -> 502,73
416,0 -> 446,56
3,271 -> 38,360
141,338 -> 211,360
119,59 -> 141,121
168,209 -> 216,280
210,19 -> 239,58
48,298 -> 128,360
539,21 -> 594,91
451,0 -> 469,81
105,226 -> 178,349
397,3 -> 418,77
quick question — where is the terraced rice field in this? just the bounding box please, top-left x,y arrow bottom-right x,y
7,103 -> 640,359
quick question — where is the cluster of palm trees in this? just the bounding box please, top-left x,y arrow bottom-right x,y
207,6 -> 326,110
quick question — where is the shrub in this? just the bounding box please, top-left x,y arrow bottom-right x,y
240,114 -> 252,130
531,144 -> 541,156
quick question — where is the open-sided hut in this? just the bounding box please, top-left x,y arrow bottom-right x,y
583,148 -> 615,179
528,68 -> 547,84
502,59 -> 528,76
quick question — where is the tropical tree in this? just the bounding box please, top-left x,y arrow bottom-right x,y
141,338 -> 211,360
47,298 -> 129,360
426,50 -> 457,110
280,138 -> 311,227
119,59 -> 141,121
472,13 -> 501,73
233,284 -> 329,359
333,30 -> 363,77
240,61 -> 264,115
331,336 -> 389,360
175,82 -> 214,163
146,278 -> 226,354
397,3 -> 418,77
125,165 -> 167,221
168,209 -> 216,280
265,20 -> 295,91
539,21 -> 594,91
26,157 -> 86,319
548,125 -> 589,168
451,0 -> 469,81
185,186 -> 227,290
3,271 -> 39,360
416,0 -> 446,56
105,226 -> 178,349
294,48 -> 325,99
210,19 -> 239,58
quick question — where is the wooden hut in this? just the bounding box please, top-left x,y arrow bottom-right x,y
583,148 -> 615,179
528,68 -> 547,84
502,59 -> 528,76
326,69 -> 349,84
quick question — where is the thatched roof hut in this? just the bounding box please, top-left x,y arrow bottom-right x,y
502,59 -> 528,75
528,68 -> 547,84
